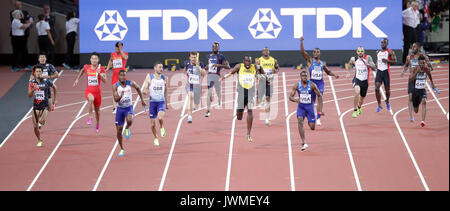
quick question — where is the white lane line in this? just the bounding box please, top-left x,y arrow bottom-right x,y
1,70 -> 64,148
393,96 -> 449,191
76,102 -> 88,118
159,95 -> 235,191
282,72 -> 295,191
93,74 -> 149,191
27,103 -> 113,191
328,76 -> 341,116
225,92 -> 238,191
426,82 -> 448,120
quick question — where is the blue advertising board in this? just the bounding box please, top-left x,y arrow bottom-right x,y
79,0 -> 402,53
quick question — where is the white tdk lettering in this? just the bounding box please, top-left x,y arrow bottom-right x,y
280,7 -> 387,38
127,9 -> 233,40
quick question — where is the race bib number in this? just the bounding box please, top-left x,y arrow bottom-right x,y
241,74 -> 254,85
311,66 -> 322,80
113,59 -> 123,69
35,90 -> 45,100
415,79 -> 426,89
299,93 -> 311,104
189,74 -> 200,84
88,75 -> 99,86
42,71 -> 48,77
264,69 -> 273,79
208,63 -> 217,73
411,60 -> 418,68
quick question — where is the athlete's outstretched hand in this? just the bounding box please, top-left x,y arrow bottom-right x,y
334,75 -> 340,79
73,79 -> 78,87
318,111 -> 325,117
300,36 -> 304,42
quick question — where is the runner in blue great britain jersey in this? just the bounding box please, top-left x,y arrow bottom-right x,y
184,51 -> 206,123
300,36 -> 338,126
401,42 -> 434,122
409,55 -> 436,127
289,70 -> 323,151
28,65 -> 57,147
205,42 -> 230,117
143,61 -> 169,147
112,70 -> 146,157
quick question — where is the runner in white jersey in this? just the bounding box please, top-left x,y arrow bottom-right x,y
375,38 -> 397,113
113,70 -> 146,156
143,61 -> 168,146
346,46 -> 376,118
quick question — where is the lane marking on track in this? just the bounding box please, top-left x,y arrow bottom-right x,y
328,76 -> 341,116
282,72 -> 295,191
0,70 -> 64,148
338,91 -> 449,191
93,74 -> 149,191
393,96 -> 449,191
27,103 -> 114,191
225,92 -> 238,191
426,82 -> 448,120
159,91 -> 236,191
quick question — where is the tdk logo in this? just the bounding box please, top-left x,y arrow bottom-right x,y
94,10 -> 128,41
248,8 -> 282,39
94,7 -> 387,41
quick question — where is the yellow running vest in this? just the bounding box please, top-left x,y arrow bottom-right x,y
238,64 -> 256,90
259,56 -> 275,74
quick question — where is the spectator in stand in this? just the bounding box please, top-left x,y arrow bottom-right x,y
36,14 -> 55,62
402,1 -> 421,64
43,4 -> 56,64
10,1 -> 32,71
11,10 -> 33,72
63,11 -> 79,70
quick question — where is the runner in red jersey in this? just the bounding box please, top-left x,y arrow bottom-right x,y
73,52 -> 107,133
106,42 -> 128,113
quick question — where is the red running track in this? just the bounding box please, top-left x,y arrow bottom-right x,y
0,65 -> 448,191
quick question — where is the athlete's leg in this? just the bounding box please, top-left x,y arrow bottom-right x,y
297,116 -> 306,145
151,119 -> 158,139
421,98 -> 426,122
409,93 -> 415,119
87,93 -> 95,119
188,91 -> 194,116
116,125 -> 124,150
247,108 -> 253,136
265,95 -> 271,122
125,113 -> 133,129
308,121 -> 316,130
375,82 -> 382,107
214,79 -> 222,106
207,86 -> 213,112
94,106 -> 100,127
157,111 -> 165,128
359,96 -> 365,108
38,109 -> 48,125
354,85 -> 361,110
32,109 -> 41,142
236,110 -> 243,120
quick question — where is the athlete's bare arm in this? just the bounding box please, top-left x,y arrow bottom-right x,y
289,83 -> 300,103
118,43 -> 128,60
112,83 -> 122,102
402,56 -> 411,77
426,68 -> 436,89
424,55 -> 434,71
346,57 -> 356,78
164,76 -> 169,109
323,61 -> 339,78
98,68 -> 107,83
142,75 -> 151,96
274,59 -> 280,74
366,55 -> 377,71
73,66 -> 85,87
51,84 -> 57,109
299,37 -> 312,65
220,64 -> 240,81
388,50 -> 397,65
131,80 -> 146,107
409,67 -> 419,83
106,57 -> 113,71
28,82 -> 38,97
